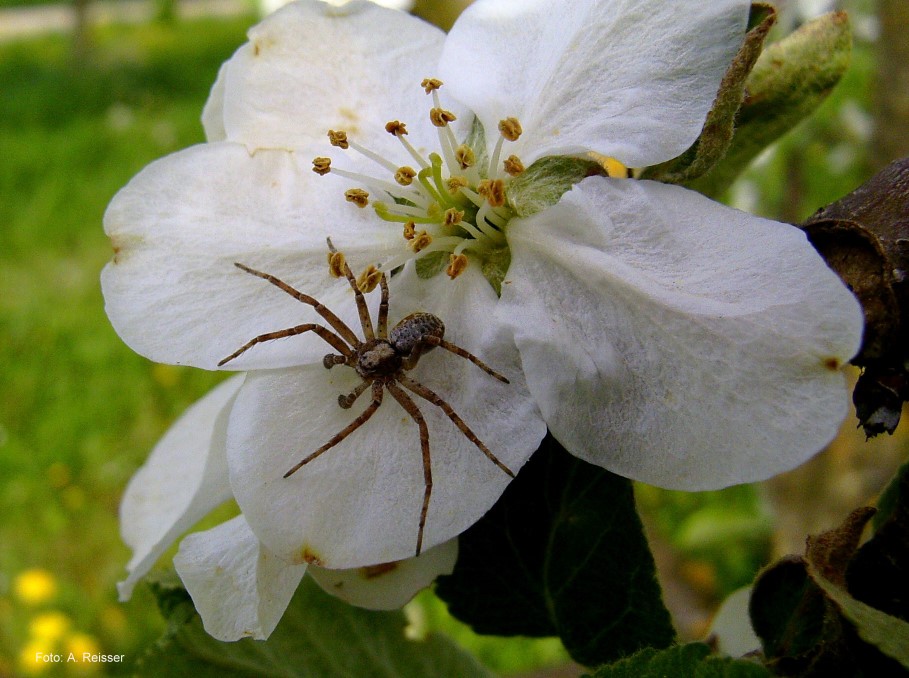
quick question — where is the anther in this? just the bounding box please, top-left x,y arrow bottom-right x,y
357,265 -> 382,293
312,157 -> 332,175
455,145 -> 475,169
498,117 -> 523,142
403,221 -> 416,240
443,208 -> 464,226
478,179 -> 506,208
395,166 -> 416,186
410,230 -> 433,253
446,253 -> 468,279
385,120 -> 408,136
327,251 -> 346,278
421,78 -> 443,94
447,176 -> 468,195
429,108 -> 457,128
503,155 -> 525,176
345,188 -> 370,208
327,130 -> 349,149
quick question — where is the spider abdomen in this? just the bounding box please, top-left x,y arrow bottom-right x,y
389,313 -> 445,357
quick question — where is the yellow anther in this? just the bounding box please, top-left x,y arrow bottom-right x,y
357,265 -> 382,293
443,208 -> 464,226
447,176 -> 468,195
327,250 -> 346,278
478,178 -> 506,208
327,130 -> 349,149
410,230 -> 432,253
455,144 -> 475,169
430,108 -> 457,127
503,154 -> 525,176
312,157 -> 332,175
446,253 -> 468,279
498,117 -> 523,142
385,120 -> 408,136
403,221 -> 416,240
345,188 -> 370,208
421,78 -> 443,94
395,166 -> 417,186
604,157 -> 631,178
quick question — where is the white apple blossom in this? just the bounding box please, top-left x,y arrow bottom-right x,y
118,374 -> 458,640
103,0 -> 864,638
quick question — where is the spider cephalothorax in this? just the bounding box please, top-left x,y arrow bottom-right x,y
219,239 -> 514,556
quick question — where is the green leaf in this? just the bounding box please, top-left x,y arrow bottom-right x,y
435,435 -> 674,666
586,643 -> 771,677
641,2 -> 777,184
135,575 -> 494,678
687,11 -> 852,198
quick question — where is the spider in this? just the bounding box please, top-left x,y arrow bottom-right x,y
218,240 -> 515,557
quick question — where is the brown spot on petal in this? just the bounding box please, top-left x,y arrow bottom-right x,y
296,545 -> 324,567
360,562 -> 399,579
823,357 -> 841,371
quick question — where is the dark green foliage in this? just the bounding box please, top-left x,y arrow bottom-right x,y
586,643 -> 771,678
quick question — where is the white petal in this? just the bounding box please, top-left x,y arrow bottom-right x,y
500,177 -> 863,490
118,375 -> 243,601
309,538 -> 457,610
220,0 -> 453,157
440,0 -> 750,166
101,141 -> 400,371
201,61 -> 228,142
173,515 -> 306,641
228,264 -> 545,568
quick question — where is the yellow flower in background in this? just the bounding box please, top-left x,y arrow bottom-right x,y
13,569 -> 57,606
65,633 -> 102,674
29,611 -> 71,642
18,640 -> 51,675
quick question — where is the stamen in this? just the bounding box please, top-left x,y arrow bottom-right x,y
476,202 -> 508,233
447,176 -> 468,195
327,250 -> 346,278
385,120 -> 408,135
395,166 -> 417,186
327,130 -> 349,149
387,121 -> 430,170
357,265 -> 382,293
478,179 -> 506,208
498,117 -> 523,142
410,230 -> 433,253
330,166 -> 428,207
429,108 -> 457,128
345,189 -> 370,208
446,253 -> 468,279
403,221 -> 416,240
421,78 -> 443,94
503,155 -> 524,176
443,208 -> 464,227
312,157 -> 332,175
455,145 -> 475,169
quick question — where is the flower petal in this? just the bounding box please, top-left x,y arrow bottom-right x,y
118,375 -> 243,601
101,141 -> 399,371
173,515 -> 306,641
440,0 -> 749,166
219,0 -> 455,156
228,264 -> 545,568
201,61 -> 228,142
309,538 -> 457,610
500,177 -> 863,490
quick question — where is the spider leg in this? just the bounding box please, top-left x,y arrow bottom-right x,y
422,337 -> 510,383
397,374 -> 514,478
377,272 -> 390,339
283,381 -> 384,478
233,262 -> 361,348
386,381 -> 432,557
338,380 -> 370,409
326,238 -> 375,341
218,323 -> 351,366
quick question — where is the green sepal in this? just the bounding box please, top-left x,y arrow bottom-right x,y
415,251 -> 448,279
687,11 -> 852,198
585,642 -> 771,678
641,2 -> 777,185
435,434 -> 674,667
135,574 -> 494,677
464,115 -> 489,180
507,156 -> 604,218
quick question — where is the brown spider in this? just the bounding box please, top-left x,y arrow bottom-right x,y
218,240 -> 515,556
